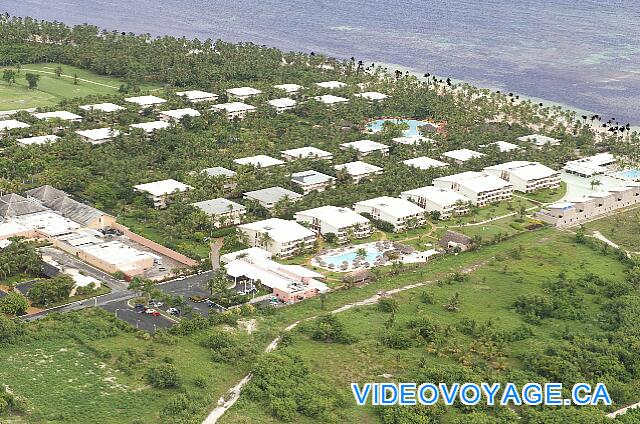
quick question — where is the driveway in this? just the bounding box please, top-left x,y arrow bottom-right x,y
100,298 -> 174,333
157,271 -> 213,316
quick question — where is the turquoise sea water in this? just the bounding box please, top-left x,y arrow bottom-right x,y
5,0 -> 639,124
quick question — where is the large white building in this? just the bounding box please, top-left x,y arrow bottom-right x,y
517,134 -> 560,148
316,81 -> 347,89
290,170 -> 336,194
243,186 -> 303,209
274,83 -> 303,94
481,140 -> 520,152
211,102 -> 256,120
295,206 -> 372,243
0,119 -> 30,136
334,161 -> 383,183
354,196 -> 426,232
355,91 -> 388,101
133,179 -> 192,208
267,98 -> 297,113
79,103 -> 125,113
192,198 -> 246,228
563,153 -> 616,177
281,146 -> 333,161
17,135 -> 60,147
124,95 -> 167,109
484,161 -> 560,193
34,111 -> 82,122
434,171 -> 513,207
314,95 -> 349,105
176,90 -> 219,103
226,86 -> 262,100
442,149 -> 485,164
159,108 -> 201,122
238,218 -> 316,258
234,154 -> 284,168
403,156 -> 448,170
401,186 -> 470,219
340,139 -> 389,157
130,120 -> 171,133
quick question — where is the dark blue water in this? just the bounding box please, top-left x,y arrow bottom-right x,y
4,0 -> 640,123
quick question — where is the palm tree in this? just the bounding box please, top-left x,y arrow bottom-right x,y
259,232 -> 274,250
590,179 -> 602,191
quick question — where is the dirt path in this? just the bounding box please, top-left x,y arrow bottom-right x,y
607,401 -> 640,418
201,280 -> 431,423
22,67 -> 118,89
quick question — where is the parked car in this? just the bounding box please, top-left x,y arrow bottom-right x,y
166,307 -> 180,316
144,309 -> 161,316
134,303 -> 146,312
149,300 -> 163,308
189,295 -> 208,303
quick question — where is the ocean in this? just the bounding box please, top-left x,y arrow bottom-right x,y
4,0 -> 640,124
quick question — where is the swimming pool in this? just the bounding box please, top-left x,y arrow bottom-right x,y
323,248 -> 382,267
367,119 -> 431,137
618,169 -> 640,180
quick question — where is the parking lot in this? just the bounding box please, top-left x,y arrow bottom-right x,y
100,298 -> 175,333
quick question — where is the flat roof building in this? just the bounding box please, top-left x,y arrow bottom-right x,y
124,95 -> 167,108
517,134 -> 560,148
234,154 -> 284,168
392,136 -> 435,145
484,161 -> 561,193
238,218 -> 316,258
355,91 -> 388,101
442,148 -> 485,164
243,186 -> 303,209
226,86 -> 262,100
354,196 -> 426,232
401,186 -> 471,219
334,161 -> 383,183
0,119 -> 30,135
403,156 -> 448,170
316,81 -> 347,89
159,108 -> 201,122
340,139 -> 389,157
291,170 -> 336,194
16,135 -> 60,147
176,90 -> 219,103
130,120 -> 171,133
33,111 -> 82,122
274,83 -> 303,93
75,128 -> 120,144
281,146 -> 333,161
481,140 -> 520,152
197,167 -> 237,191
295,205 -> 372,243
314,95 -> 349,105
267,98 -> 297,113
211,102 -> 256,120
563,153 -> 616,177
192,198 -> 246,228
79,103 -> 125,113
434,171 -> 513,207
133,179 -> 192,208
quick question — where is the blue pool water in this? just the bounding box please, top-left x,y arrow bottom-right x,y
323,249 -> 381,267
619,169 -> 640,180
367,119 -> 430,137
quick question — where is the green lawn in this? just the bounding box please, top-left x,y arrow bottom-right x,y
519,182 -> 567,204
582,206 -> 640,252
0,63 -> 159,110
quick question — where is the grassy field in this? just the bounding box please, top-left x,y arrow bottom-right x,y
0,63 -> 159,111
582,206 -> 640,253
221,230 -> 630,423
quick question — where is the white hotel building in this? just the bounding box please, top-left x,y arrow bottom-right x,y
238,218 -> 316,258
354,196 -> 426,232
401,186 -> 471,219
434,171 -> 513,207
484,161 -> 561,193
295,206 -> 372,244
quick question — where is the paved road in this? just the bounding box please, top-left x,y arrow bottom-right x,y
157,271 -> 214,316
101,299 -> 174,333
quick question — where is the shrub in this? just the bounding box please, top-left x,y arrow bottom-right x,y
146,363 -> 180,388
311,315 -> 355,344
377,297 -> 399,313
0,292 -> 29,316
380,330 -> 414,349
200,330 -> 251,363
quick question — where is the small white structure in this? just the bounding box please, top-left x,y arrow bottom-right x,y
34,111 -> 82,122
176,90 -> 218,103
314,95 -> 349,105
124,95 -> 167,109
354,196 -> 426,232
484,161 -> 561,193
211,102 -> 256,120
340,139 -> 389,157
0,119 -> 30,135
316,81 -> 346,89
401,186 -> 470,219
234,154 -> 284,168
517,134 -> 560,148
75,128 -> 120,144
434,171 -> 513,207
563,153 -> 616,177
392,136 -> 435,145
295,206 -> 372,243
274,83 -> 303,94
159,108 -> 201,122
281,146 -> 333,161
243,186 -> 303,209
79,103 -> 125,113
442,148 -> 485,164
267,98 -> 297,113
403,156 -> 448,170
334,161 -> 383,183
16,135 -> 60,147
133,179 -> 192,208
238,218 -> 316,258
197,167 -> 237,191
355,91 -> 388,101
130,120 -> 171,133
192,198 -> 246,228
290,170 -> 336,194
226,87 -> 262,100
481,140 -> 520,152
